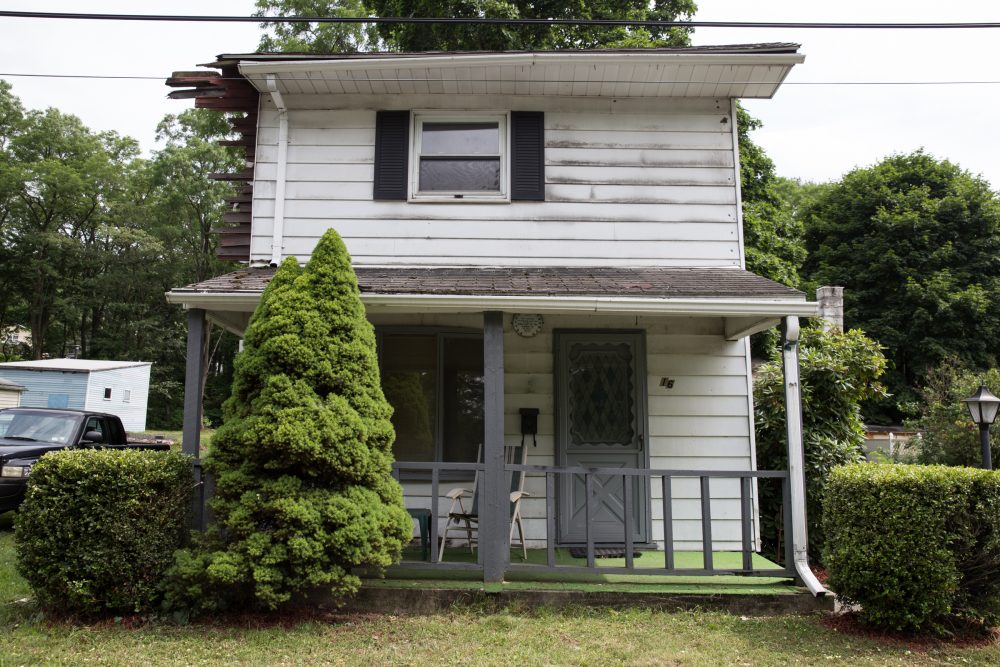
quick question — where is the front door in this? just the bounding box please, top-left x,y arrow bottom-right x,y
556,331 -> 649,545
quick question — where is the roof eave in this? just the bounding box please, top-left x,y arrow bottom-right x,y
237,50 -> 805,77
166,289 -> 817,319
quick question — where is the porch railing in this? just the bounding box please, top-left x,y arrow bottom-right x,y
391,461 -> 485,572
390,461 -> 794,579
507,465 -> 794,578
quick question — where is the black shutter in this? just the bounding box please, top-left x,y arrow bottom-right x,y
511,111 -> 545,201
373,110 -> 409,200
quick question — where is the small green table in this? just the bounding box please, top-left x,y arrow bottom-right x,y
407,508 -> 432,561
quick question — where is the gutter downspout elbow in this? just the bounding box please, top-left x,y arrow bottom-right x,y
265,75 -> 288,266
781,316 -> 828,598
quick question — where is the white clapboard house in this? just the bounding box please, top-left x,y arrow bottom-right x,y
166,45 -> 824,594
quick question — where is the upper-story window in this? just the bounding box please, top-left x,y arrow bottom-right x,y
374,110 -> 544,202
412,116 -> 506,200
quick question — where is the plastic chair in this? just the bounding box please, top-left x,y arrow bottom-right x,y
438,443 -> 529,561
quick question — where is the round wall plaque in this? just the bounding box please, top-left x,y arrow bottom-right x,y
512,313 -> 544,338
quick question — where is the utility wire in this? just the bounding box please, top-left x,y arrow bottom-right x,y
1,11 -> 1000,29
4,72 -> 1000,87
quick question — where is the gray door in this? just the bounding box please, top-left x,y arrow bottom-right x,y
556,331 -> 649,545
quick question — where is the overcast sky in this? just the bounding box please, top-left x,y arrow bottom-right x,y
2,1 -> 999,187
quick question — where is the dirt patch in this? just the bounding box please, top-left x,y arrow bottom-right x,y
821,611 -> 1000,650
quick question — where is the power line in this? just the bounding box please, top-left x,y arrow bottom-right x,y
2,10 -> 1000,29
4,72 -> 1000,87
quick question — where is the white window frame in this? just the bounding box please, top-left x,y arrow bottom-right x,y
409,112 -> 510,202
103,387 -> 112,400
123,389 -> 131,403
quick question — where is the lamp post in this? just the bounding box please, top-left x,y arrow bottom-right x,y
962,385 -> 1000,470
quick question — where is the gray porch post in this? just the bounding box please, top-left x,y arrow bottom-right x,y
482,311 -> 507,583
781,316 -> 827,596
183,308 -> 208,530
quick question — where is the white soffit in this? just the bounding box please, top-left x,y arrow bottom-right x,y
238,51 -> 804,99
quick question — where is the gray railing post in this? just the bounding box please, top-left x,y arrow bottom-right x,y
740,476 -> 753,571
546,472 -> 556,567
662,475 -> 674,569
183,308 -> 207,530
481,311 -> 507,583
700,476 -> 713,570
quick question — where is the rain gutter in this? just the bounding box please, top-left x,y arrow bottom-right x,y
782,316 -> 828,597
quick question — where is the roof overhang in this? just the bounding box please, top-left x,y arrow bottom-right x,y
166,265 -> 816,338
166,291 -> 816,340
234,47 -> 804,99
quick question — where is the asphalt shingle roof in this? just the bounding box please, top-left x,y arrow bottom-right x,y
173,266 -> 804,300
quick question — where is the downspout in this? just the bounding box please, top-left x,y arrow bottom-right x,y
265,75 -> 288,266
781,316 -> 828,597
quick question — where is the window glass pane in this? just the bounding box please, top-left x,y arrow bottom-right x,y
419,158 -> 501,192
421,122 -> 499,155
442,337 -> 484,463
381,334 -> 437,462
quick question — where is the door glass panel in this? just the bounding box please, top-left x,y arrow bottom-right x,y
381,334 -> 437,462
441,337 -> 484,463
567,342 -> 635,447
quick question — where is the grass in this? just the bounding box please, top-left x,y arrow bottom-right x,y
0,519 -> 998,665
138,429 -> 215,455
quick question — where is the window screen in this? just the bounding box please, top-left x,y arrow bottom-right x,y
415,118 -> 503,196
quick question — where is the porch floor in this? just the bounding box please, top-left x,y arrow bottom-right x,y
376,547 -> 799,596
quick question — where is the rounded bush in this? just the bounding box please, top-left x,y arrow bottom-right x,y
823,463 -> 1000,633
14,449 -> 192,617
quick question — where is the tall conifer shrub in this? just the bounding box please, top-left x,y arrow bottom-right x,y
167,230 -> 410,611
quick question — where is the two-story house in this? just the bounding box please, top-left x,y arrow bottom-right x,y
166,44 -> 824,595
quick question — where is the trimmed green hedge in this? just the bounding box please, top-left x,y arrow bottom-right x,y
15,449 -> 192,617
823,464 -> 1000,633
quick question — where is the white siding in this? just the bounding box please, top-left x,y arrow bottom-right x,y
251,97 -> 741,267
83,364 -> 152,432
0,390 -> 21,408
0,370 -> 89,410
369,312 -> 754,552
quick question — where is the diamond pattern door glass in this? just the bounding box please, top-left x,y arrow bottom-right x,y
567,342 -> 635,447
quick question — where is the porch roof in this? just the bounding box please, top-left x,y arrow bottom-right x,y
167,266 -> 816,337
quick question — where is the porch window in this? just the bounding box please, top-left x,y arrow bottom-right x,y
379,332 -> 484,464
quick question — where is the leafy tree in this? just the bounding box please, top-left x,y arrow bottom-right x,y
1,100 -> 139,359
255,0 -> 380,53
803,150 -> 1000,422
773,176 -> 832,223
737,106 -> 805,289
754,325 -> 887,562
140,110 -> 246,428
0,82 -> 26,339
0,84 -> 241,428
902,360 -> 1000,467
369,0 -> 696,52
252,1 -> 696,53
166,229 -> 411,612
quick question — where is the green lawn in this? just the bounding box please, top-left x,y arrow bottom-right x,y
0,518 -> 998,665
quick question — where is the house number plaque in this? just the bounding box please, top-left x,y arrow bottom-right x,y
512,313 -> 543,338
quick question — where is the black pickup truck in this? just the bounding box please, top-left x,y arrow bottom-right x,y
0,407 -> 171,513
